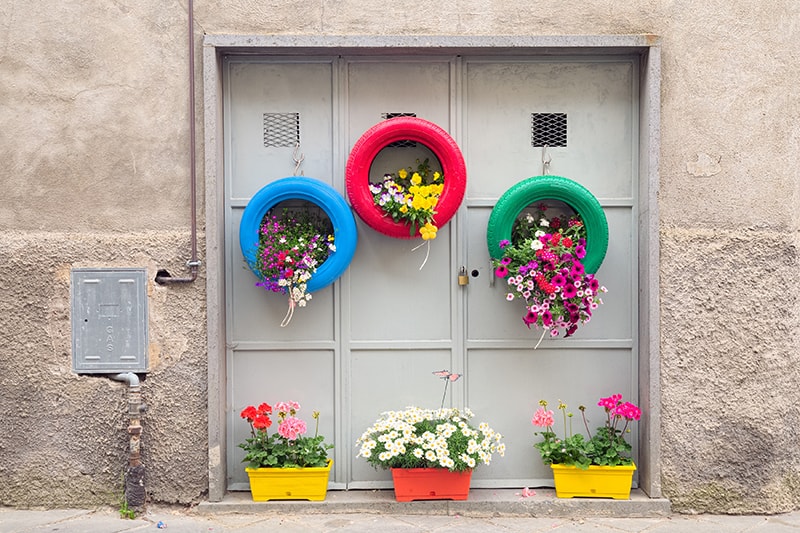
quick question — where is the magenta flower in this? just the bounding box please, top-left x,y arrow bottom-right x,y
598,394 -> 623,411
615,402 -> 642,421
495,265 -> 509,277
562,284 -> 577,299
575,245 -> 586,259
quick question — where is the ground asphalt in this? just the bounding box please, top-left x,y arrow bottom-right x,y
3,486 -> 800,533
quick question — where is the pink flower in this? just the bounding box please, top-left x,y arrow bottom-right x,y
598,394 -> 623,411
277,416 -> 307,440
615,402 -> 642,421
531,406 -> 554,428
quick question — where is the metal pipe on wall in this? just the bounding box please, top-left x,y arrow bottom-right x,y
155,0 -> 200,284
110,373 -> 146,508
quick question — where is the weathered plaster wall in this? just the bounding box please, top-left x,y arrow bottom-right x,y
1,0 -> 799,513
0,232 -> 207,506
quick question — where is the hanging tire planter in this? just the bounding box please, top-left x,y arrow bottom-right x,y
345,116 -> 467,239
239,177 -> 357,293
486,175 -> 609,274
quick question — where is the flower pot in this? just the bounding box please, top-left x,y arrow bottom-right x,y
245,459 -> 332,501
390,467 -> 472,502
551,462 -> 636,500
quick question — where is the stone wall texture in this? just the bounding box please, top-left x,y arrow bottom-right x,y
1,0 -> 799,513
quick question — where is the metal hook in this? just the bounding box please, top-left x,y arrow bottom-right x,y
292,142 -> 305,176
542,144 -> 551,175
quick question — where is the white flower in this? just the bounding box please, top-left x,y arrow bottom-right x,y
531,240 -> 544,251
539,218 -> 549,227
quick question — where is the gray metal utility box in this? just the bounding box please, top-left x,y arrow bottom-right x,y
71,268 -> 149,374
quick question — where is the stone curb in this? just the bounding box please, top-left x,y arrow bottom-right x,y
196,488 -> 672,518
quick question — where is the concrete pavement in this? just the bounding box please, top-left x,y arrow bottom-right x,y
3,489 -> 800,533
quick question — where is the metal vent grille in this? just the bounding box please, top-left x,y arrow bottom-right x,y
382,112 -> 417,148
531,113 -> 567,148
263,112 -> 300,148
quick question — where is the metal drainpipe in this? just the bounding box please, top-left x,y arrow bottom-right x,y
155,0 -> 200,285
110,373 -> 146,509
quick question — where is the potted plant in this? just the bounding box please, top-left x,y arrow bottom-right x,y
251,209 -> 337,326
356,371 -> 505,502
531,394 -> 641,499
491,204 -> 607,346
239,401 -> 334,501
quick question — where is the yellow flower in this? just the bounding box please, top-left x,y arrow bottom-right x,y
398,168 -> 408,179
411,172 -> 422,185
399,205 -> 408,214
420,222 -> 438,240
433,171 -> 441,181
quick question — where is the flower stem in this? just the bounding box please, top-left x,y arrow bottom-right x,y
581,410 -> 592,439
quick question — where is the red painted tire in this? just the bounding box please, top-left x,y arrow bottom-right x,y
345,117 -> 467,239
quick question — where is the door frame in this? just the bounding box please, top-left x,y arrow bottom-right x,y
202,34 -> 662,501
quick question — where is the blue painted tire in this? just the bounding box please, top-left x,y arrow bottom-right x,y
486,175 -> 608,274
239,177 -> 357,292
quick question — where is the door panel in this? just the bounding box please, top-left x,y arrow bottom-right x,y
227,61 -> 335,198
348,222 -> 452,341
229,350 -> 336,487
462,59 -> 638,488
464,61 -> 634,199
349,348 -> 454,487
467,348 -> 635,485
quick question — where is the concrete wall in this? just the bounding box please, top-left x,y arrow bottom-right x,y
1,0 -> 798,513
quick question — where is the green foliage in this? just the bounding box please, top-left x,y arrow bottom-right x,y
117,473 -> 135,519
588,425 -> 633,467
240,432 -> 332,469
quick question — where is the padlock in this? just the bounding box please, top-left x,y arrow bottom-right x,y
458,266 -> 469,286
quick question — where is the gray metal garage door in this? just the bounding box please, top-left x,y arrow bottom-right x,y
223,55 -> 638,490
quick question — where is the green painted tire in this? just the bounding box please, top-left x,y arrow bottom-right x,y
486,175 -> 608,274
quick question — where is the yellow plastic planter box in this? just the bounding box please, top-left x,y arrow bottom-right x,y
245,459 -> 332,501
551,462 -> 635,500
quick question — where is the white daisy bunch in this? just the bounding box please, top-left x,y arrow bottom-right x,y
356,406 -> 505,472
